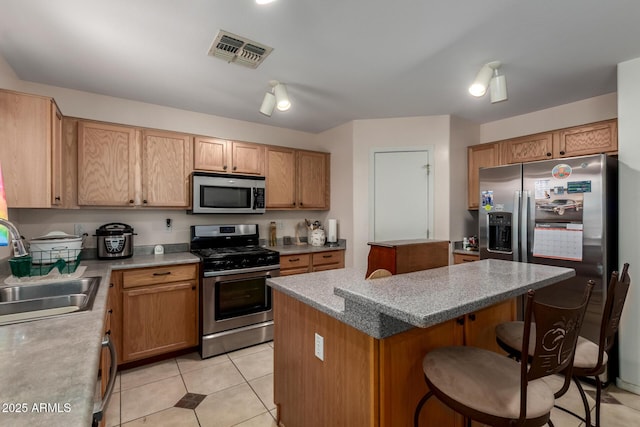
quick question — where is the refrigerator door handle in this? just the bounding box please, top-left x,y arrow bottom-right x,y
513,190 -> 520,262
521,190 -> 530,263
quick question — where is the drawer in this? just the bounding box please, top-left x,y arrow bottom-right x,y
280,267 -> 311,276
312,251 -> 344,267
453,253 -> 479,264
280,254 -> 311,269
122,264 -> 198,288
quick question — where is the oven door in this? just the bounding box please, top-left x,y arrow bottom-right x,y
202,267 -> 279,335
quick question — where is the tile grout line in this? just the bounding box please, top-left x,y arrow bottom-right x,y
228,350 -> 275,419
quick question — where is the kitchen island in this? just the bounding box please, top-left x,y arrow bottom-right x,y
267,259 -> 575,427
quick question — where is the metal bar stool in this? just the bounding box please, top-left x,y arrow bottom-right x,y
414,282 -> 594,427
495,263 -> 630,427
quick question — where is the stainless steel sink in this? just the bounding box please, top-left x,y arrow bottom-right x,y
0,277 -> 101,325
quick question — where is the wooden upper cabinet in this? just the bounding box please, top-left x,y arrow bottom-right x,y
232,141 -> 264,175
556,119 -> 617,157
502,132 -> 554,164
467,143 -> 501,210
266,147 -> 330,210
0,90 -> 61,208
297,150 -> 330,209
51,107 -> 63,206
78,121 -> 137,206
141,130 -> 193,207
194,137 -> 264,175
194,137 -> 229,172
266,146 -> 296,208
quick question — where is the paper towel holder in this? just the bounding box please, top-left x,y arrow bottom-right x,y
326,219 -> 339,247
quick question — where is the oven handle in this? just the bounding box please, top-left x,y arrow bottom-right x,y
203,265 -> 280,278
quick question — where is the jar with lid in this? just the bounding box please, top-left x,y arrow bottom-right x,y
269,221 -> 277,246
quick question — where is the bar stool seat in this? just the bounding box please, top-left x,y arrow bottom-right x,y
423,346 -> 554,422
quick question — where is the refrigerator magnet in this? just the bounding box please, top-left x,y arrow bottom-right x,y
552,164 -> 572,179
481,190 -> 494,210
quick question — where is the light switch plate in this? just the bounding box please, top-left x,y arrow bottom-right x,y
314,333 -> 324,361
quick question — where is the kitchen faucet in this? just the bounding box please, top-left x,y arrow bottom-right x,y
0,218 -> 29,257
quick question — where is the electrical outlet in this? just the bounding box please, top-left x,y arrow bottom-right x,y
73,224 -> 85,236
314,333 -> 324,361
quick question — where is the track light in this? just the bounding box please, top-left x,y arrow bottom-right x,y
259,92 -> 276,116
259,80 -> 291,116
469,61 -> 507,103
273,83 -> 290,111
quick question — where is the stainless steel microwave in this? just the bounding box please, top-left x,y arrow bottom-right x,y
191,172 -> 266,214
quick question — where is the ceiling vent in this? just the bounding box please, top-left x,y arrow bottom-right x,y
208,30 -> 273,69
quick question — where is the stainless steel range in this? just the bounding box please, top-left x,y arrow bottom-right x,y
190,224 -> 280,358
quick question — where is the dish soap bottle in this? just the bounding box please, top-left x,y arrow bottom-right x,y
269,221 -> 277,246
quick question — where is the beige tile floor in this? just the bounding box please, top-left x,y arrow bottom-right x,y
103,341 -> 640,427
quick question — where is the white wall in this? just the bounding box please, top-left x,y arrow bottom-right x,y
351,116 -> 451,270
318,122 -> 355,267
449,116 -> 480,242
616,57 -> 640,394
480,93 -> 618,143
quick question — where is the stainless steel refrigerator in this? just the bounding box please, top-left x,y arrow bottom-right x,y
479,153 -> 618,379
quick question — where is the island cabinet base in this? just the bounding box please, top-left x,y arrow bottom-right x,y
274,290 -> 516,427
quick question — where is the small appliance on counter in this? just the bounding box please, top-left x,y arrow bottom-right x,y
95,223 -> 135,260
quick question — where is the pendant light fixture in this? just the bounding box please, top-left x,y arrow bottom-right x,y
259,80 -> 291,116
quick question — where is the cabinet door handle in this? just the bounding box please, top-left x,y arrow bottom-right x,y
54,196 -> 61,201
300,202 -> 304,207
108,309 -> 113,314
546,152 -> 552,157
109,283 -> 114,288
143,199 -> 148,204
192,286 -> 196,290
223,165 -> 228,170
559,150 -> 565,155
289,258 -> 300,262
456,317 -> 465,325
129,199 -> 134,204
292,202 -> 296,206
152,271 -> 172,276
322,255 -> 332,258
105,329 -> 111,335
468,313 -> 476,321
233,166 -> 237,171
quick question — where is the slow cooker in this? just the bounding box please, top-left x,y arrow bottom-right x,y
95,223 -> 135,259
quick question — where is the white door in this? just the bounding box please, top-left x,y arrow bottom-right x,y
371,147 -> 432,241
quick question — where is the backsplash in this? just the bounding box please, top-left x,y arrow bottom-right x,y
6,208 -> 335,250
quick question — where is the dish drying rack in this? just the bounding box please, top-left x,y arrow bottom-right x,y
8,249 -> 82,278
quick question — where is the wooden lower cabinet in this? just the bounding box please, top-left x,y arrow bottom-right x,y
366,240 -> 449,278
273,290 -> 516,427
111,263 -> 199,364
279,250 -> 345,276
453,252 -> 479,264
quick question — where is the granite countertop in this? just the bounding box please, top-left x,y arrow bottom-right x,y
268,239 -> 346,256
267,259 -> 575,339
366,238 -> 449,248
0,252 -> 200,427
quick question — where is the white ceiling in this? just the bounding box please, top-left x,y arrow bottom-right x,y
1,0 -> 639,134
